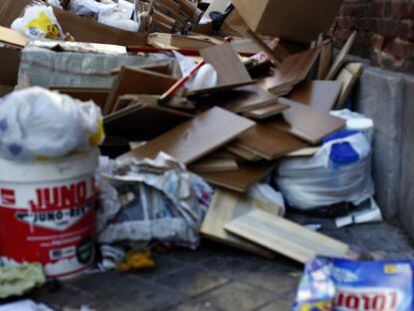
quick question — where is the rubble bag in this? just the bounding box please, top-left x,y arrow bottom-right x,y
0,149 -> 99,279
276,130 -> 375,210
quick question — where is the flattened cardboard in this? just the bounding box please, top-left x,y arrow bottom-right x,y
199,160 -> 276,192
104,103 -> 192,141
234,124 -> 307,160
128,107 -> 255,165
224,209 -> 349,264
268,98 -> 346,144
104,67 -> 178,114
231,0 -> 343,42
200,189 -> 279,258
287,80 -> 342,112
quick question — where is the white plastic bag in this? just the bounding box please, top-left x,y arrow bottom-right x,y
11,5 -> 64,40
0,87 -> 104,161
276,131 -> 375,210
69,0 -> 117,17
247,183 -> 286,216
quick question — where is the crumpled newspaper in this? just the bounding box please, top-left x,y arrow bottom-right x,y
96,153 -> 213,249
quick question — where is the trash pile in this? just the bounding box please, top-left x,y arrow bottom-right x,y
0,0 -> 396,308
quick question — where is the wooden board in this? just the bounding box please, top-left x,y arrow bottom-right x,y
52,88 -> 109,109
317,41 -> 332,80
268,98 -> 346,144
265,48 -> 321,94
335,63 -> 363,109
234,124 -> 307,160
285,146 -> 320,157
224,209 -> 349,264
128,107 -> 254,165
326,31 -> 357,80
201,189 -> 281,257
226,144 -> 263,162
194,85 -> 279,113
104,103 -> 192,141
287,80 -> 343,112
0,26 -> 27,48
104,67 -> 178,115
199,160 -> 276,192
189,158 -> 238,173
243,102 -> 289,119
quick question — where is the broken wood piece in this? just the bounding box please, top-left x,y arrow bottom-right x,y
243,102 -> 289,119
224,209 -> 349,264
201,189 -> 281,258
189,158 -> 238,173
268,98 -> 346,144
335,63 -> 363,109
104,67 -> 178,115
287,80 -> 343,112
326,31 -> 357,80
199,160 -> 276,192
127,107 -> 255,165
234,124 -> 307,160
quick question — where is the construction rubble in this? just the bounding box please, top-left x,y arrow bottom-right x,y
0,0 -> 413,310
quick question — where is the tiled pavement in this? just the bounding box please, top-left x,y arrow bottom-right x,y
22,220 -> 414,311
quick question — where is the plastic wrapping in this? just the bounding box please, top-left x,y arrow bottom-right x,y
0,87 -> 104,161
293,257 -> 413,311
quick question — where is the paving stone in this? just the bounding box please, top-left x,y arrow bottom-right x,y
153,266 -> 229,297
131,254 -> 188,281
173,282 -> 275,311
257,299 -> 294,311
165,243 -> 218,265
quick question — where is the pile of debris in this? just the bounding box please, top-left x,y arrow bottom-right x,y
0,0 -> 394,307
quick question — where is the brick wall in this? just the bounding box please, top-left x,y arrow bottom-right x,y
332,0 -> 414,73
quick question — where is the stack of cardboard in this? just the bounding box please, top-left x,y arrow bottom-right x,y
0,0 -> 363,263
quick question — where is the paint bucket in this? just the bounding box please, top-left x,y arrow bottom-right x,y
0,149 -> 99,279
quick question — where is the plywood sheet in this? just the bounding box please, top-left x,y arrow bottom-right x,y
243,102 -> 289,119
201,189 -> 280,257
268,98 -> 346,144
128,107 -> 255,165
326,31 -> 357,80
235,124 -> 307,160
226,144 -> 263,162
0,26 -> 27,47
287,80 -> 342,112
224,209 -> 349,264
104,67 -> 178,114
199,160 -> 276,192
335,63 -> 363,109
189,158 -> 238,173
53,88 -> 109,108
317,42 -> 332,80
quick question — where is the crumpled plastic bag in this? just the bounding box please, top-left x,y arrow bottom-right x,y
0,87 -> 104,161
11,5 -> 64,40
96,153 -> 213,249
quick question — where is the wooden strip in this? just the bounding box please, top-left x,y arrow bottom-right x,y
235,124 -> 307,160
224,209 -> 349,264
128,107 -> 254,165
335,63 -> 363,109
201,189 -> 280,258
243,102 -> 289,119
189,158 -> 238,173
0,26 -> 27,48
199,160 -> 276,192
326,31 -> 357,80
287,80 -> 343,112
268,98 -> 346,144
104,67 -> 178,115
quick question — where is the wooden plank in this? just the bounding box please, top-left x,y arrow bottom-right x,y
268,98 -> 346,144
189,158 -> 238,173
224,209 -> 349,264
104,103 -> 192,141
335,63 -> 363,109
317,41 -> 332,80
285,146 -> 320,157
226,144 -> 263,162
201,189 -> 281,257
128,107 -> 255,165
199,160 -> 276,192
243,102 -> 289,119
234,124 -> 307,160
287,80 -> 343,112
52,88 -> 109,109
266,48 -> 321,94
0,26 -> 27,48
104,67 -> 178,115
326,31 -> 357,80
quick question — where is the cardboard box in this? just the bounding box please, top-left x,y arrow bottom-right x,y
0,0 -> 146,46
231,0 -> 343,42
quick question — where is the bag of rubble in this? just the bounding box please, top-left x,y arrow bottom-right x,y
11,4 -> 64,40
96,153 -> 214,249
276,129 -> 375,211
